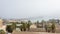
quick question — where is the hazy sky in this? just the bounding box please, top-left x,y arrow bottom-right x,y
0,0 -> 60,19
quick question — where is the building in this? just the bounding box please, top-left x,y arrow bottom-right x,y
0,19 -> 6,32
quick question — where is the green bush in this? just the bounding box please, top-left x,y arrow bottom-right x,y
23,23 -> 27,31
6,25 -> 13,33
45,24 -> 48,32
47,27 -> 52,32
20,25 -> 23,31
27,20 -> 32,31
20,21 -> 27,31
45,24 -> 52,32
51,23 -> 56,33
45,23 -> 56,33
0,30 -> 5,34
12,22 -> 16,30
20,21 -> 32,31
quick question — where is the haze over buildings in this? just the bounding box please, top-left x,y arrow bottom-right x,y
0,0 -> 60,19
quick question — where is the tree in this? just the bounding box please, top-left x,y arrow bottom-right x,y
20,21 -> 27,31
36,20 -> 40,28
45,24 -> 48,32
27,20 -> 32,31
20,21 -> 24,31
47,25 -> 52,32
41,20 -> 46,28
23,23 -> 27,31
20,25 -> 23,31
6,25 -> 13,33
6,22 -> 16,33
12,22 -> 16,30
51,23 -> 56,33
45,23 -> 52,32
0,30 -> 5,34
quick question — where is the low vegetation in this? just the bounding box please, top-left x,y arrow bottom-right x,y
45,21 -> 56,33
6,21 -> 32,32
6,20 -> 56,33
51,23 -> 56,33
0,30 -> 5,34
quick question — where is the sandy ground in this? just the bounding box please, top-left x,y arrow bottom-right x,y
12,32 -> 60,34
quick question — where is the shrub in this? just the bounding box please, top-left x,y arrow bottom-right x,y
20,25 -> 23,31
12,22 -> 16,30
51,23 -> 56,33
45,24 -> 48,32
6,25 -> 13,33
27,20 -> 32,31
23,23 -> 27,31
20,21 -> 27,31
47,27 -> 52,32
45,24 -> 52,32
0,30 -> 5,34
